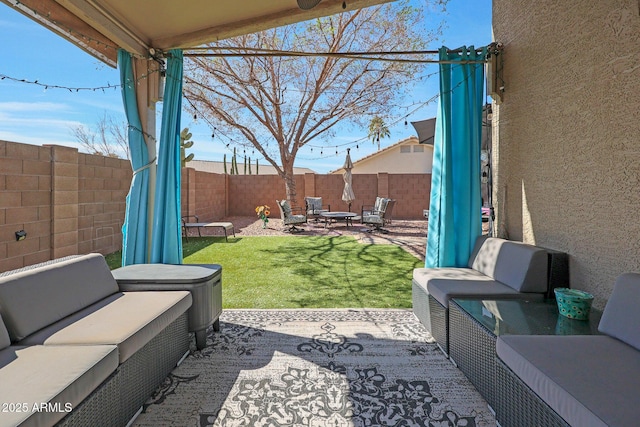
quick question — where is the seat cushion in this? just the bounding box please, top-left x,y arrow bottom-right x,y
468,237 -> 548,293
284,214 -> 306,225
0,254 -> 119,342
362,214 -> 383,225
497,335 -> 640,427
21,291 -> 192,363
0,344 -> 118,427
413,267 -> 520,307
598,272 -> 640,350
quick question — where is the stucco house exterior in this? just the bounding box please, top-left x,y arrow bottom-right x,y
331,136 -> 434,175
491,0 -> 640,307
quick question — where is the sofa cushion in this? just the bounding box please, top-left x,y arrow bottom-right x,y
0,254 -> 119,342
598,272 -> 640,351
469,237 -> 548,293
428,277 -> 524,307
0,315 -> 10,351
497,335 -> 640,427
0,344 -> 118,427
413,267 -> 521,306
21,291 -> 192,363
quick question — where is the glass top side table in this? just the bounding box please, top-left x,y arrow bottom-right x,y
448,298 -> 601,413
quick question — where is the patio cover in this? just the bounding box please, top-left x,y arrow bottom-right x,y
1,0 -> 394,67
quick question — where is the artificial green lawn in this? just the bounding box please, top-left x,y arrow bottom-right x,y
107,235 -> 422,309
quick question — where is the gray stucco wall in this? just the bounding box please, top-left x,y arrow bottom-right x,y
492,0 -> 640,307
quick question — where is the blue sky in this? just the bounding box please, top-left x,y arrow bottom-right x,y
0,0 -> 491,173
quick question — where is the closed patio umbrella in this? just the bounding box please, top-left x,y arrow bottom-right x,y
342,148 -> 355,211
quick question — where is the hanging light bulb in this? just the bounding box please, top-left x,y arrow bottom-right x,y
342,1 -> 346,9
404,119 -> 408,126
211,132 -> 215,139
193,114 -> 197,120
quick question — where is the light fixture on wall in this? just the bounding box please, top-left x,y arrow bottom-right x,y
486,42 -> 504,104
15,230 -> 27,241
297,0 -> 322,10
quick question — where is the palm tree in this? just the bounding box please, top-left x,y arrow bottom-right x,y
368,116 -> 391,151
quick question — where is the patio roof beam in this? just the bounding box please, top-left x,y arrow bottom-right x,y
55,0 -> 149,57
1,0 -> 118,66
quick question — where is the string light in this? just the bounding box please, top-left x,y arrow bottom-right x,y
0,70 -> 159,93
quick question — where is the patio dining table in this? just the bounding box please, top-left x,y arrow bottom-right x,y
321,211 -> 359,228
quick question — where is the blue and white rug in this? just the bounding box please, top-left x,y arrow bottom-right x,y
133,309 -> 496,427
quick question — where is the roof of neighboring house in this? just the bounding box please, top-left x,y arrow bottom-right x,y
189,160 -> 315,175
329,136 -> 422,174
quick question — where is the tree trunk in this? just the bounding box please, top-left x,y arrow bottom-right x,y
282,160 -> 297,207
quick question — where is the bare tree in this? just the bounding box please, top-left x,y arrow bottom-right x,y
71,113 -> 129,159
184,0 -> 443,205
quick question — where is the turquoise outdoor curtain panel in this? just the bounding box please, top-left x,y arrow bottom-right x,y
119,49 -> 150,266
151,50 -> 183,264
426,46 -> 487,268
151,50 -> 184,264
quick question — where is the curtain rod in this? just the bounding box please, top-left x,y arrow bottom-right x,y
182,51 -> 487,64
182,45 -> 493,63
185,46 -> 488,55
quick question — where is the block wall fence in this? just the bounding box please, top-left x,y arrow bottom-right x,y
0,141 -> 131,273
1,140 -> 430,272
181,170 -> 431,222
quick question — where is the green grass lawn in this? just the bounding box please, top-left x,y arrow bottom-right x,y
107,236 -> 422,309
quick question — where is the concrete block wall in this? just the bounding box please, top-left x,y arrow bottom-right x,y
194,171 -> 226,221
77,153 -> 130,257
227,174 -> 303,215
0,141 -> 53,272
180,169 -> 430,220
387,174 -> 431,219
0,141 -> 131,273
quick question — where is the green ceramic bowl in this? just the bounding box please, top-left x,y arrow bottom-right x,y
554,288 -> 594,320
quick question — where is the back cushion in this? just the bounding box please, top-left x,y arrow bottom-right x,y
598,273 -> 640,351
0,254 -> 119,342
306,197 -> 322,211
469,237 -> 548,293
0,314 -> 10,350
280,200 -> 292,215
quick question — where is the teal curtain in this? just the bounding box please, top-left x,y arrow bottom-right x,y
151,49 -> 184,264
426,46 -> 487,268
119,49 -> 150,266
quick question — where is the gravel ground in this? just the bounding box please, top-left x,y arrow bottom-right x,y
184,216 -> 429,260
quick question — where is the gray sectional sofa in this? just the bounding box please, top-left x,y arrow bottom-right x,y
495,273 -> 640,427
412,236 -> 554,355
0,254 -> 193,427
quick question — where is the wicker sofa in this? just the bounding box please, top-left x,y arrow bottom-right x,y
412,236 -> 554,355
0,254 -> 192,427
495,273 -> 640,427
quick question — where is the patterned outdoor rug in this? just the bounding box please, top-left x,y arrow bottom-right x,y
133,310 -> 496,427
